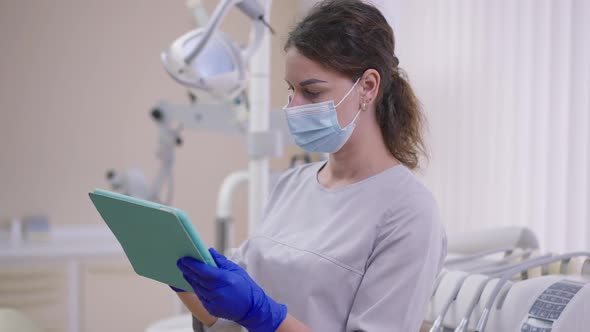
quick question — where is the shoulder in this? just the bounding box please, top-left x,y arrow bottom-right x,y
375,167 -> 443,239
372,169 -> 447,265
368,166 -> 438,220
261,162 -> 321,219
270,162 -> 321,195
374,165 -> 433,198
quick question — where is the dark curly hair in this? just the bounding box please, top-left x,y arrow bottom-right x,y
285,0 -> 427,169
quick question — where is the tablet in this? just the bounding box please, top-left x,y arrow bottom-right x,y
89,188 -> 217,291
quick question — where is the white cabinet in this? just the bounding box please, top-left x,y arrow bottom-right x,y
0,226 -> 182,332
0,263 -> 68,332
82,259 -> 176,332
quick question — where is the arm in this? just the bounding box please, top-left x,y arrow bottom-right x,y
277,314 -> 314,332
174,290 -> 314,332
174,291 -> 218,327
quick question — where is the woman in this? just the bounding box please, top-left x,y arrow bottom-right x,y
174,1 -> 447,331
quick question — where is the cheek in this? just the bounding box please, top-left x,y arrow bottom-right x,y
335,109 -> 347,127
335,99 -> 360,127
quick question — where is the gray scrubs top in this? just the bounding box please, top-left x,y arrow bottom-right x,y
205,162 -> 447,332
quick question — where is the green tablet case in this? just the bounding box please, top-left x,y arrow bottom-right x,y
89,188 -> 217,291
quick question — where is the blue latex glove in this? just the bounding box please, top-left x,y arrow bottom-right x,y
177,248 -> 287,332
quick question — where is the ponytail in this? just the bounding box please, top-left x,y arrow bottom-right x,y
377,68 -> 427,170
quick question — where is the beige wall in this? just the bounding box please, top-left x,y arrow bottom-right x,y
0,0 -> 302,246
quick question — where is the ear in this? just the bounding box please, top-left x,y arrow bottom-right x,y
358,69 -> 380,110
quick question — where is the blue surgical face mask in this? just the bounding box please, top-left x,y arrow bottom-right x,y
283,78 -> 361,153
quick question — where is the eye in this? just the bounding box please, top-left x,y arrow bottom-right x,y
303,90 -> 320,99
286,86 -> 294,103
285,85 -> 321,104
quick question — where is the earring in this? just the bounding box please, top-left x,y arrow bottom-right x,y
362,101 -> 368,111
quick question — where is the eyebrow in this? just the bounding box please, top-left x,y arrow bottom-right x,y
285,78 -> 328,87
300,78 -> 327,87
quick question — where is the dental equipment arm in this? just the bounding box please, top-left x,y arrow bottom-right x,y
187,0 -> 209,27
185,0 -> 269,63
475,251 -> 590,332
106,115 -> 181,204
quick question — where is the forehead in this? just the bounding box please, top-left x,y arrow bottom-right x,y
284,48 -> 345,83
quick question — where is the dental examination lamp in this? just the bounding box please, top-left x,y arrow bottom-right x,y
108,0 -> 278,211
161,0 -> 273,101
159,0 -> 278,253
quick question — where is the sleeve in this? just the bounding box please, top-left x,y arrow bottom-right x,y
345,192 -> 447,332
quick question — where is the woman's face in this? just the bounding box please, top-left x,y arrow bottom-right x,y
284,47 -> 363,128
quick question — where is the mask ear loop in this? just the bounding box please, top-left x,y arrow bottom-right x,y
335,77 -> 361,107
338,77 -> 363,129
335,77 -> 363,129
343,108 -> 362,129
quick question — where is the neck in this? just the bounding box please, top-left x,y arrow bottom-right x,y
319,116 -> 400,187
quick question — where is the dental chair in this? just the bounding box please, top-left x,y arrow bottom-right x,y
424,227 -> 590,332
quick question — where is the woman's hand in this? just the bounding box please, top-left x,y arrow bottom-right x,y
177,248 -> 288,332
